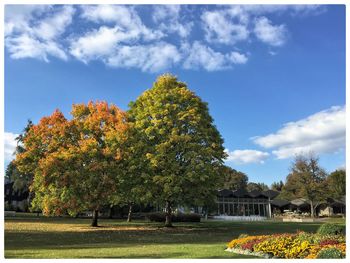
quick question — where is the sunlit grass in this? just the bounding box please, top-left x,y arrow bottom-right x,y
5,214 -> 344,258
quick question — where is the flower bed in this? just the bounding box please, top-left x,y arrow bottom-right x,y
226,232 -> 346,259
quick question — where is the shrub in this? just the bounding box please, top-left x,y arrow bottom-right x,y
174,213 -> 201,222
146,212 -> 165,222
229,232 -> 346,259
319,239 -> 339,246
316,247 -> 344,259
317,223 -> 345,236
238,233 -> 249,239
146,212 -> 201,222
227,235 -> 268,250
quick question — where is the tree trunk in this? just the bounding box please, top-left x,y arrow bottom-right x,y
127,204 -> 133,222
165,201 -> 173,227
91,209 -> 99,227
310,201 -> 314,218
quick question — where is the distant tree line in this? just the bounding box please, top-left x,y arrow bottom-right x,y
220,155 -> 345,218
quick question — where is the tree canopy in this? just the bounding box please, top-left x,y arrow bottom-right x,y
247,182 -> 269,192
271,181 -> 284,192
15,101 -> 128,226
327,169 -> 346,200
281,154 -> 327,217
221,165 -> 248,191
128,74 -> 226,226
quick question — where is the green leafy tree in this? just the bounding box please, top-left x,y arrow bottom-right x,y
282,154 -> 327,217
327,169 -> 345,200
271,180 -> 284,192
128,74 -> 226,227
247,182 -> 269,192
16,102 -> 128,227
221,165 -> 248,190
109,123 -> 153,222
7,120 -> 34,193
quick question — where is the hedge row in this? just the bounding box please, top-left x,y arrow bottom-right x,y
146,212 -> 201,222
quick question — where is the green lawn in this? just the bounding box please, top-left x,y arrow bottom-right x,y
4,214 -> 345,258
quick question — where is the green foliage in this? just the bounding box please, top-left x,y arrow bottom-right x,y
128,74 -> 226,224
221,165 -> 248,190
16,102 -> 128,226
146,212 -> 201,222
316,247 -> 343,259
247,182 -> 269,192
271,181 -> 284,192
7,120 -> 34,193
238,233 -> 249,238
281,154 -> 327,216
317,223 -> 345,236
5,201 -> 15,211
327,169 -> 346,200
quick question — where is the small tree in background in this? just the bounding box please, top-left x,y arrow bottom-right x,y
7,120 -> 34,194
128,74 -> 226,227
271,180 -> 284,192
282,154 -> 327,217
221,165 -> 248,191
247,182 -> 269,192
327,169 -> 346,200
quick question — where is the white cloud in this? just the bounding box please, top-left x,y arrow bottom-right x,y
80,5 -> 163,41
201,9 -> 249,44
107,42 -> 181,72
182,41 -> 248,71
4,132 -> 19,162
6,34 -> 67,62
70,26 -> 138,62
225,149 -> 270,164
254,17 -> 287,46
253,106 -> 346,159
152,5 -> 193,38
201,5 -> 322,46
5,5 -> 75,61
236,5 -> 325,16
5,4 -> 327,71
228,51 -> 249,64
4,5 -> 50,36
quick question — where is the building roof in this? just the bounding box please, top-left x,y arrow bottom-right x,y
290,198 -> 310,207
327,197 -> 346,207
248,190 -> 264,198
217,189 -> 280,199
232,188 -> 250,197
271,199 -> 290,207
262,190 -> 280,199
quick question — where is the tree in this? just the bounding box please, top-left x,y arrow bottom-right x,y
271,181 -> 284,192
221,165 -> 248,190
15,102 -> 128,227
247,182 -> 269,192
128,74 -> 226,227
282,154 -> 327,217
327,169 -> 345,200
7,120 -> 34,193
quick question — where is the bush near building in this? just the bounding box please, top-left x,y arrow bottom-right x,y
146,212 -> 201,222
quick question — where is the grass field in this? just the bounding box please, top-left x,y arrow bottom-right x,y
4,214 -> 345,258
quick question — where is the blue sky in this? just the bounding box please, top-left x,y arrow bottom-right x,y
4,4 -> 346,185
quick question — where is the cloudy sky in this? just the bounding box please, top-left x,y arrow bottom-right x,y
4,4 -> 345,185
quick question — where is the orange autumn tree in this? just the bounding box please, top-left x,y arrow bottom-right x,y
15,101 -> 128,227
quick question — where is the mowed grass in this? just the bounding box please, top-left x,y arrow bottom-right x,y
5,214 -> 345,258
